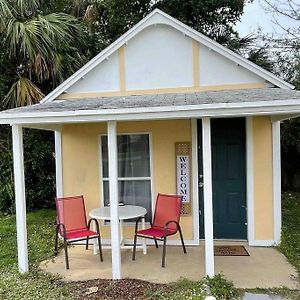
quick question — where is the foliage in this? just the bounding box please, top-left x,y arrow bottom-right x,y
72,0 -> 251,53
148,275 -> 238,299
0,269 -> 71,300
0,209 -> 71,300
0,0 -> 85,108
0,209 -> 56,268
0,127 -> 55,214
279,192 -> 300,279
204,274 -> 238,299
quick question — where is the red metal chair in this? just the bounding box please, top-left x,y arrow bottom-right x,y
54,195 -> 103,269
132,193 -> 186,267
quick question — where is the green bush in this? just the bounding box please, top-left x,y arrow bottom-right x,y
0,126 -> 56,214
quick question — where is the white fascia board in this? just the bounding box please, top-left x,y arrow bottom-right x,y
41,9 -> 293,104
2,99 -> 300,125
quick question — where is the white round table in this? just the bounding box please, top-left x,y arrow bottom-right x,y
89,205 -> 147,220
89,205 -> 147,254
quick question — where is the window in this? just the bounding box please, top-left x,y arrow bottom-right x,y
101,134 -> 152,220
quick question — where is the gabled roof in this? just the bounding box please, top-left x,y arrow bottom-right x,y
41,9 -> 294,104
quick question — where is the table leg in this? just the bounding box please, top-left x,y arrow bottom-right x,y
142,216 -> 147,254
120,219 -> 125,246
93,221 -> 98,255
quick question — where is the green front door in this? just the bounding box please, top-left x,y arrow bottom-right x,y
198,118 -> 247,240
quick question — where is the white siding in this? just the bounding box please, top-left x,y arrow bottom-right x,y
125,25 -> 193,90
67,52 -> 120,93
199,44 -> 264,86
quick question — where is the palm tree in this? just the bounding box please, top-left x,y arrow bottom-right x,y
0,0 -> 83,107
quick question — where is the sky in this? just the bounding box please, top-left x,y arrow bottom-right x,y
235,0 -> 299,37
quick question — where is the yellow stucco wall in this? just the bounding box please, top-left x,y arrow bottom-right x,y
252,116 -> 274,240
61,120 -> 193,241
61,116 -> 275,243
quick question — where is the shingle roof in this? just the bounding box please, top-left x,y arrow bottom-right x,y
2,88 -> 300,115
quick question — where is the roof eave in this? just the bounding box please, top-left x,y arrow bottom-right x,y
2,99 -> 300,125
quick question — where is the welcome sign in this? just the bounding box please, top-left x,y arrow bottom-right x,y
175,142 -> 191,205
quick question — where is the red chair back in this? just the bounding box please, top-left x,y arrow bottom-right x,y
56,195 -> 88,235
152,194 -> 182,231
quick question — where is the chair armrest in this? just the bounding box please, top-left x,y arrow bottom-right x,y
134,216 -> 151,233
164,220 -> 180,235
56,223 -> 67,238
87,218 -> 100,234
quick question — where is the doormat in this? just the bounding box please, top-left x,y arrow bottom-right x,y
214,245 -> 249,256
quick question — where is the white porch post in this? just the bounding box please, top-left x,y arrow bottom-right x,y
202,117 -> 215,277
107,121 -> 121,279
272,121 -> 281,245
12,125 -> 28,273
54,131 -> 63,198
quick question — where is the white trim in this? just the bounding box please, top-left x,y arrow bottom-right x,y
55,131 -> 63,198
23,124 -> 62,131
99,132 -> 153,216
202,117 -> 214,277
249,240 -> 275,247
191,119 -> 200,244
149,133 -> 156,221
272,121 -> 281,245
103,177 -> 151,181
40,9 -> 292,104
98,134 -> 105,208
3,99 -> 300,125
271,114 -> 300,122
246,117 -> 255,245
12,125 -> 29,273
107,121 -> 122,279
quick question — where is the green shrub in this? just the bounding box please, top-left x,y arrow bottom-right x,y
0,126 -> 55,214
204,274 -> 239,300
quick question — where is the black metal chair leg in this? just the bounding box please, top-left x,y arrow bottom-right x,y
178,226 -> 187,254
162,236 -> 167,267
154,237 -> 159,248
132,233 -> 138,260
98,236 -> 103,262
54,227 -> 59,255
63,238 -> 69,269
86,237 -> 89,250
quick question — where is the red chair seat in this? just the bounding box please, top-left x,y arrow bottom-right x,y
137,227 -> 177,238
65,229 -> 98,240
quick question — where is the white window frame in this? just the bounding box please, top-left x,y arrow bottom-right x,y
98,132 -> 155,225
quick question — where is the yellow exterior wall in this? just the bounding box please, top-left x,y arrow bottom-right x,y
61,120 -> 193,241
62,116 -> 276,243
252,116 -> 274,240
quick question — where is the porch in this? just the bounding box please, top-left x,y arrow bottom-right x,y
40,243 -> 299,289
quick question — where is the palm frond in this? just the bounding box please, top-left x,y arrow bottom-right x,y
14,0 -> 40,17
4,77 -> 44,108
0,0 -> 13,30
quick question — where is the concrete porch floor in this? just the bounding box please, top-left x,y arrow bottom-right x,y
40,244 -> 299,289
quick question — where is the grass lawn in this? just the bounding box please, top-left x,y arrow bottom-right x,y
0,192 -> 299,299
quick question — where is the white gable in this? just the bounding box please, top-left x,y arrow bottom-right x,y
199,44 -> 263,86
44,9 -> 293,102
125,25 -> 193,90
67,52 -> 120,93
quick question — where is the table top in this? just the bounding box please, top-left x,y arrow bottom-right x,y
89,205 -> 147,220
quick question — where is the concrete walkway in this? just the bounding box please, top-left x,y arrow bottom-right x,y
243,292 -> 287,299
40,245 -> 299,289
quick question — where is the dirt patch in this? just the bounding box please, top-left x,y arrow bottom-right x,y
70,278 -> 168,300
